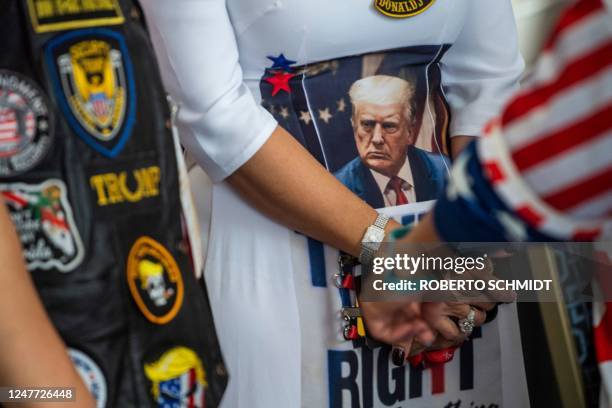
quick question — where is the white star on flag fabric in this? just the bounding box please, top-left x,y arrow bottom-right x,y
318,108 -> 332,124
299,110 -> 312,125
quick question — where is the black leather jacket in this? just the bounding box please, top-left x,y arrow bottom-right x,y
0,1 -> 226,406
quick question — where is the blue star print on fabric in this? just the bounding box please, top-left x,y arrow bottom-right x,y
267,53 -> 297,71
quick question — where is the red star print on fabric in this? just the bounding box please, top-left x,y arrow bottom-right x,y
265,71 -> 295,96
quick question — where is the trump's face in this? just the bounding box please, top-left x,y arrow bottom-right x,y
353,102 -> 413,177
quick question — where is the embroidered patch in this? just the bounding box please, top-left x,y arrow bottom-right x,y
68,348 -> 107,408
1,179 -> 84,272
144,346 -> 207,407
263,53 -> 297,97
127,236 -> 184,324
45,28 -> 136,158
267,54 -> 297,71
27,0 -> 124,34
373,0 -> 435,18
0,70 -> 54,177
88,162 -> 161,217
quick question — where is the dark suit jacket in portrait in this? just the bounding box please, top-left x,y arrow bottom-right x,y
334,146 -> 449,208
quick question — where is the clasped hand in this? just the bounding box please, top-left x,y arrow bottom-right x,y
360,300 -> 495,365
359,249 -> 514,366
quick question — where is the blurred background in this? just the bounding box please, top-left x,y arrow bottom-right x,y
512,0 -> 572,67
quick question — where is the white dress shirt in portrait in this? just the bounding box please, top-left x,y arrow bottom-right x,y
370,159 -> 416,206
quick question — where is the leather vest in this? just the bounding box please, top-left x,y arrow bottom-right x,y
0,1 -> 227,406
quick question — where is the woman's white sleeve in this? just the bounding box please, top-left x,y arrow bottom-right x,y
441,0 -> 525,138
141,1 -> 278,182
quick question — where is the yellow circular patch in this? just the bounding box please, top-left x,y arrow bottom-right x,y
127,236 -> 184,324
374,0 -> 436,18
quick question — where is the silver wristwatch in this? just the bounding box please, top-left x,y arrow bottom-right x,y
359,214 -> 390,265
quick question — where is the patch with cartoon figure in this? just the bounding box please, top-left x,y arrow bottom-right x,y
0,70 -> 54,177
144,346 -> 207,408
45,28 -> 136,158
0,179 -> 84,272
127,236 -> 184,324
68,348 -> 107,408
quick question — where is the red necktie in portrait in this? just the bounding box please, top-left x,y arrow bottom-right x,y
387,176 -> 409,206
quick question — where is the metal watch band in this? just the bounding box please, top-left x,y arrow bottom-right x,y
360,245 -> 376,266
359,214 -> 390,265
374,213 -> 389,229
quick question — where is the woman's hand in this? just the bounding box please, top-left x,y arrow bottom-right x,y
421,302 -> 493,344
386,301 -> 495,367
360,300 -> 435,355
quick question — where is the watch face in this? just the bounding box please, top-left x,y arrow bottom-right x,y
365,226 -> 385,243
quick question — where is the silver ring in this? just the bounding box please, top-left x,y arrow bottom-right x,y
457,307 -> 477,336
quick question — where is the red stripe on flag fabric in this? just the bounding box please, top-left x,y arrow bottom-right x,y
430,363 -> 445,394
572,228 -> 602,241
0,119 -> 17,139
512,103 -> 612,171
516,205 -> 544,227
0,136 -> 20,142
0,117 -> 17,123
543,165 -> 612,210
483,118 -> 500,136
595,251 -> 612,298
594,252 -> 612,363
502,41 -> 612,126
483,161 -> 505,184
594,304 -> 612,363
544,0 -> 604,50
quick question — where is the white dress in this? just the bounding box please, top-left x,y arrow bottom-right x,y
141,1 -> 524,406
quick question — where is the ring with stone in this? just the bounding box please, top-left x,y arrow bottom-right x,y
457,307 -> 477,336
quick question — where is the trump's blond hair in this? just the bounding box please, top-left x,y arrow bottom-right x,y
349,75 -> 416,125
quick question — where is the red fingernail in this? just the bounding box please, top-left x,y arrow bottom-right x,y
408,352 -> 424,368
424,347 -> 457,364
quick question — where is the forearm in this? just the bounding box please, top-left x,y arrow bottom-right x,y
0,199 -> 94,407
227,126 -> 400,257
450,135 -> 476,159
225,127 -> 469,260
